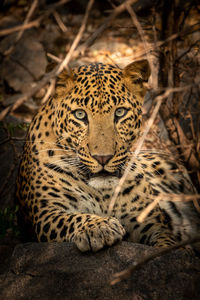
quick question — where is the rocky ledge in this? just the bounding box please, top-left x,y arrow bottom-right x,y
0,241 -> 200,299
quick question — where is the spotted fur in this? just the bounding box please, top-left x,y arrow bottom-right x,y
16,61 -> 199,252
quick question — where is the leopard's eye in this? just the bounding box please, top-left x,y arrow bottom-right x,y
73,109 -> 87,120
115,107 -> 127,118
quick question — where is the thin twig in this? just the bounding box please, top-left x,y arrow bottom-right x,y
53,11 -> 68,33
125,3 -> 156,88
137,193 -> 200,223
16,0 -> 38,41
110,236 -> 200,285
0,107 -> 11,121
137,196 -> 161,224
175,40 -> 200,62
47,52 -> 62,63
41,78 -> 56,104
0,20 -> 40,37
174,118 -> 199,169
108,96 -> 162,214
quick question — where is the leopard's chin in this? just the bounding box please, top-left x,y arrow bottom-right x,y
88,172 -> 119,190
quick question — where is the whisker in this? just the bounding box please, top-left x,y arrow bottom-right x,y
35,149 -> 76,155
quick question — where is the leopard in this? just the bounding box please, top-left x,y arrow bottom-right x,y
16,60 -> 199,252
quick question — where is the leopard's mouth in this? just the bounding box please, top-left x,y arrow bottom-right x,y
77,160 -> 122,180
89,170 -> 121,179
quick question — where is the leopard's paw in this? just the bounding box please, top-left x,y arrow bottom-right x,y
73,216 -> 125,252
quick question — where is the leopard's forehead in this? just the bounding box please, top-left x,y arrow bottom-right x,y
75,63 -> 122,78
68,63 -> 134,112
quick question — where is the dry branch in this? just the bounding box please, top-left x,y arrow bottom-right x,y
53,11 -> 68,33
137,193 -> 200,223
41,78 -> 56,104
47,53 -> 62,63
111,236 -> 200,285
0,20 -> 40,37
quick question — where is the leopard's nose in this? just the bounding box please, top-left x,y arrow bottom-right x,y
92,155 -> 113,166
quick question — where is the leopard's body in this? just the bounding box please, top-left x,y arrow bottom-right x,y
16,61 -> 199,252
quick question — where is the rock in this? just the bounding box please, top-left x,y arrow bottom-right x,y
0,241 -> 200,299
0,30 -> 47,93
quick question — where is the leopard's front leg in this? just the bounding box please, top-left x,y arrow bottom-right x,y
119,211 -> 177,247
34,205 -> 125,252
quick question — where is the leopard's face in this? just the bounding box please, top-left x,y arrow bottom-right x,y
52,62 -> 150,174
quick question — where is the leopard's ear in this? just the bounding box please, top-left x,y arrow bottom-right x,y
123,60 -> 150,83
123,60 -> 150,95
56,69 -> 76,97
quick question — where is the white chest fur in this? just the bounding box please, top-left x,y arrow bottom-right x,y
88,176 -> 119,190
